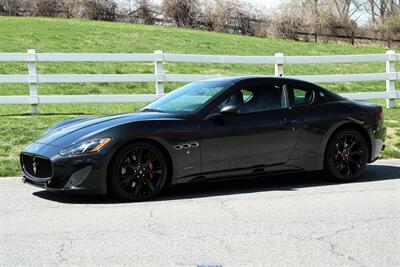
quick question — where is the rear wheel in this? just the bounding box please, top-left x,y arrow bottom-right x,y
324,129 -> 369,182
108,142 -> 168,201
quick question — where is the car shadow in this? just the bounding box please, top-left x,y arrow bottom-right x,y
32,163 -> 400,204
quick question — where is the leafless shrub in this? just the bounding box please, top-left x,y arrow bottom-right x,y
201,0 -> 260,35
272,0 -> 360,42
0,0 -> 23,16
82,0 -> 117,21
0,0 -> 86,18
125,0 -> 157,24
271,1 -> 304,40
162,0 -> 199,27
137,0 -> 156,24
60,0 -> 85,18
33,0 -> 61,17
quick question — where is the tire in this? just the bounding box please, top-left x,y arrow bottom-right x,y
108,142 -> 168,201
324,129 -> 369,182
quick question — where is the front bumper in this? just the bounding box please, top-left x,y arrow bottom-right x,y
20,142 -> 108,195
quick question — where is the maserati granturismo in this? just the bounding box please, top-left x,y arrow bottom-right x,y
20,76 -> 386,201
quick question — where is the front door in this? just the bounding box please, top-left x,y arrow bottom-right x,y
200,80 -> 301,175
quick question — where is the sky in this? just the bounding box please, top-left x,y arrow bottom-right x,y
247,0 -> 282,9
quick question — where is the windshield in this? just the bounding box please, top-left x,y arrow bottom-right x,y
143,81 -> 229,114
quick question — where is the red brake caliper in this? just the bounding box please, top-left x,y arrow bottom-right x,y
147,156 -> 154,180
332,152 -> 340,161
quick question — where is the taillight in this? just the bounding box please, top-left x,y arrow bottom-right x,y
376,106 -> 383,123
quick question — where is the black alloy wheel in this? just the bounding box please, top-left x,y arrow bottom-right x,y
109,142 -> 168,201
325,129 -> 369,182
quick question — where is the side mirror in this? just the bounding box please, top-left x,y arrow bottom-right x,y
220,105 -> 239,115
205,105 -> 239,120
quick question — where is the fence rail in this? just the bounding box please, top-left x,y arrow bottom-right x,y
0,50 -> 398,113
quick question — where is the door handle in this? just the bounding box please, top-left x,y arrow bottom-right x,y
280,118 -> 297,125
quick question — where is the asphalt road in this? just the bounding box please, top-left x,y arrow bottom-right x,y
1,160 -> 400,267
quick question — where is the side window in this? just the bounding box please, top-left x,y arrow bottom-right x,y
290,86 -> 314,106
218,83 -> 288,114
216,89 -> 249,110
242,89 -> 253,103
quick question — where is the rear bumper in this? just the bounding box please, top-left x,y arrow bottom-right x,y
369,125 -> 386,163
370,138 -> 385,163
20,142 -> 109,195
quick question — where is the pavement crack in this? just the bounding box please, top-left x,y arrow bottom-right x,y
56,237 -> 73,265
315,225 -> 355,240
327,240 -> 364,267
314,225 -> 365,266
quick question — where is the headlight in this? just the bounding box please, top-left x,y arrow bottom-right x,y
59,138 -> 111,156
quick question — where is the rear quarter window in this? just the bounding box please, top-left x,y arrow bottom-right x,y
291,87 -> 314,106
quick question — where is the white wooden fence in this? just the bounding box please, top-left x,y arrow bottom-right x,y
0,49 -> 398,114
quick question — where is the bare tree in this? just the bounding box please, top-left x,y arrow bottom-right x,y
82,0 -> 117,21
162,0 -> 199,27
331,0 -> 363,22
274,0 -> 361,42
201,0 -> 259,35
299,0 -> 331,41
272,0 -> 304,39
366,0 -> 377,23
365,0 -> 400,24
132,0 -> 156,24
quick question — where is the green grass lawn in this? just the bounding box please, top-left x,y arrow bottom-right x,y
0,16 -> 399,176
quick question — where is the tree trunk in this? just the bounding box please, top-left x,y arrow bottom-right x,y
369,0 -> 376,23
379,0 -> 386,24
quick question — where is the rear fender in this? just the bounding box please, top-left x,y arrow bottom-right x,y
321,119 -> 374,162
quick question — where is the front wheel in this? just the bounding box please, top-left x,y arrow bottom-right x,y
108,142 -> 168,201
324,129 -> 369,182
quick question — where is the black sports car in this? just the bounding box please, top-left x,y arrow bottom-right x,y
20,76 -> 386,201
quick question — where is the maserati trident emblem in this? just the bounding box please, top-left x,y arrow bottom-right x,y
32,157 -> 39,176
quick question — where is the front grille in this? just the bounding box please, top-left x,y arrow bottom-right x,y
21,154 -> 53,179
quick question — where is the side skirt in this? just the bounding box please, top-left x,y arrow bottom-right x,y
172,157 -> 323,185
183,169 -> 306,185
285,157 -> 324,172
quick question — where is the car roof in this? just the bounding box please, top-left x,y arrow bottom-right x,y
196,76 -> 344,100
196,76 -> 316,85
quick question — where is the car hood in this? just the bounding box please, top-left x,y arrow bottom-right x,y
36,111 -> 180,147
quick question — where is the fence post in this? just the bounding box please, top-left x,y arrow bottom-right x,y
154,50 -> 165,95
27,49 -> 39,114
386,50 -> 397,109
274,53 -> 284,76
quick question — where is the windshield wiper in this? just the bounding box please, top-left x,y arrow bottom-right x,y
140,108 -> 166,113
